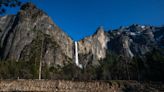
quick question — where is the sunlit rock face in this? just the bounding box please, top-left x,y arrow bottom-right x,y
78,27 -> 109,66
77,24 -> 164,66
0,3 -> 73,67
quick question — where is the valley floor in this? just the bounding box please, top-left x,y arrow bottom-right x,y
0,79 -> 163,92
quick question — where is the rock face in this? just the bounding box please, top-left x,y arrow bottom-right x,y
78,24 -> 164,66
0,3 -> 164,68
0,3 -> 73,67
78,27 -> 109,66
107,24 -> 164,57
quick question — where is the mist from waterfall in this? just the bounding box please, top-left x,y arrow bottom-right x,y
75,41 -> 83,68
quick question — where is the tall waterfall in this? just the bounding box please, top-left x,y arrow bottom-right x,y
75,41 -> 82,68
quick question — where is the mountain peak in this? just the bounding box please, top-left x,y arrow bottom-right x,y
95,26 -> 105,35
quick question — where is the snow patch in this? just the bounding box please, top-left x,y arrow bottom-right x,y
141,25 -> 145,29
130,32 -> 136,36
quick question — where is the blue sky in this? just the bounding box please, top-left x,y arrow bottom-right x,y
4,0 -> 164,41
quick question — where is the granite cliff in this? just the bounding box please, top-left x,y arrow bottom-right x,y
78,24 -> 164,66
0,3 -> 164,81
0,3 -> 73,67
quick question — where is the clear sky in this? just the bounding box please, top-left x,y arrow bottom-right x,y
5,0 -> 164,41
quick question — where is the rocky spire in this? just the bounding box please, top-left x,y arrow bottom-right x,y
95,26 -> 104,35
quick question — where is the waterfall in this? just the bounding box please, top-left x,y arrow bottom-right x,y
75,41 -> 82,68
